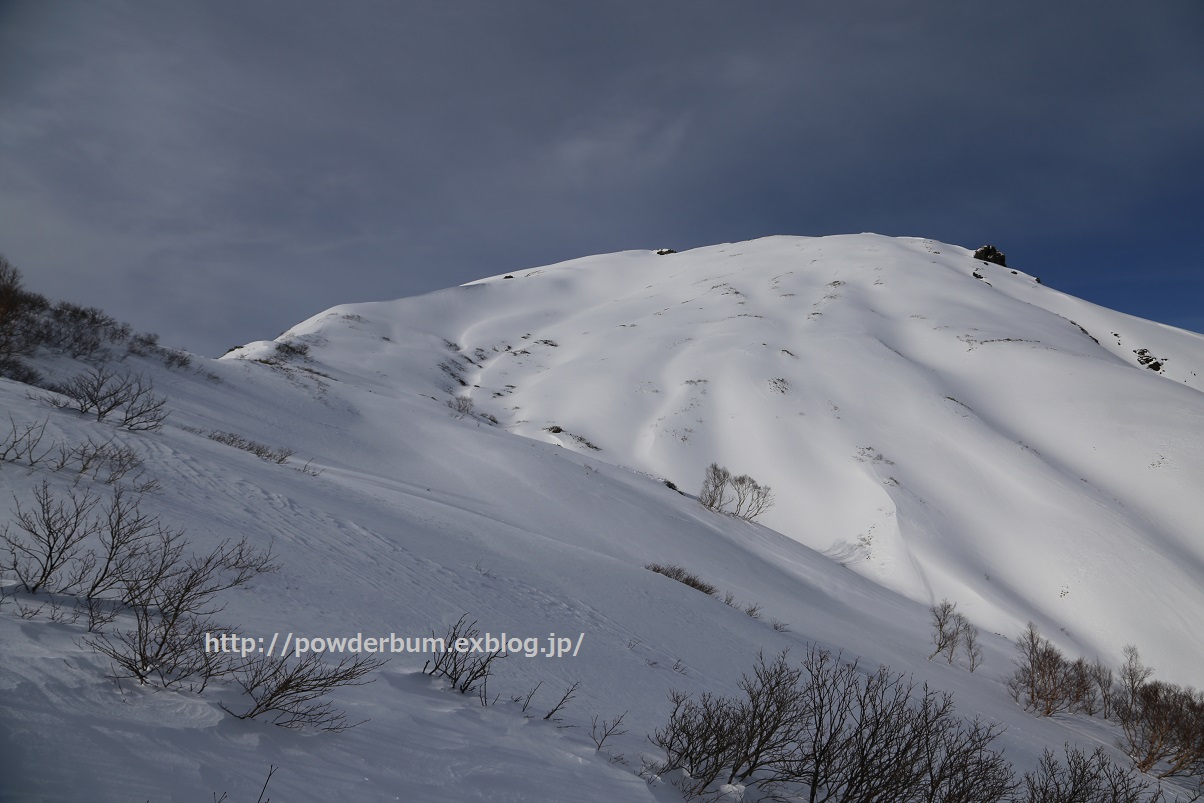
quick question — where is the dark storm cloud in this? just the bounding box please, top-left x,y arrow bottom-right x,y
1,0 -> 1201,354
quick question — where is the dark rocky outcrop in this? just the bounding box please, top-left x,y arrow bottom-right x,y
973,245 -> 1007,267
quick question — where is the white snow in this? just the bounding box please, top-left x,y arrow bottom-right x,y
2,233 -> 1202,800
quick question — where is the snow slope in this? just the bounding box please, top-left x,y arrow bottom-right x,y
260,233 -> 1204,681
2,234 -> 1202,801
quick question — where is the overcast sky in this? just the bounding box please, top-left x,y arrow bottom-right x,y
2,1 -> 1202,356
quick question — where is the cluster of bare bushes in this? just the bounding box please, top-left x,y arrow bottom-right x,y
3,416 -> 160,491
1,477 -> 380,731
188,427 -> 295,464
1007,623 -> 1204,793
2,262 -> 177,432
1,256 -> 191,383
1,480 -> 274,680
649,644 -> 1202,802
1022,744 -> 1195,803
646,563 -> 718,596
2,259 -> 385,735
648,647 -> 1015,801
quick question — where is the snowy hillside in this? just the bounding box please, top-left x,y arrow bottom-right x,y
2,234 -> 1202,801
250,233 -> 1204,681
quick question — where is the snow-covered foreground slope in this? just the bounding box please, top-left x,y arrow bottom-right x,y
2,234 -> 1202,801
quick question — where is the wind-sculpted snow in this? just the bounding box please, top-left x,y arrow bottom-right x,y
3,234 -> 1202,800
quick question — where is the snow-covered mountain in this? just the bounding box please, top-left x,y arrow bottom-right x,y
2,234 -> 1202,801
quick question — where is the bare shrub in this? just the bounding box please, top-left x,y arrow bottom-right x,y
544,681 -> 579,721
929,599 -> 981,671
45,365 -> 129,419
513,680 -> 543,715
645,563 -> 717,596
912,705 -> 1016,803
81,486 -> 159,601
1065,657 -> 1100,716
44,366 -> 168,431
727,650 -> 811,788
4,481 -> 100,593
698,462 -> 731,512
78,594 -> 121,632
119,383 -> 169,431
930,599 -> 964,662
1088,656 -> 1116,719
590,711 -> 628,750
729,473 -> 774,520
653,651 -> 802,794
87,602 -> 229,691
85,533 -> 277,689
1120,644 -> 1155,709
652,688 -> 741,794
1006,622 -> 1075,717
963,623 -> 983,673
698,462 -> 773,521
0,415 -> 51,466
222,652 -> 386,731
448,395 -> 475,419
15,599 -> 44,619
0,255 -> 20,294
421,614 -> 506,694
2,482 -> 169,609
770,650 -> 930,801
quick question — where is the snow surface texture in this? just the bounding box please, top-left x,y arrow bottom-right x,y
2,234 -> 1201,800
